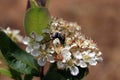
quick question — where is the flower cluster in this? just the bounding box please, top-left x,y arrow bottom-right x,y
23,17 -> 103,76
1,27 -> 23,43
23,31 -> 55,66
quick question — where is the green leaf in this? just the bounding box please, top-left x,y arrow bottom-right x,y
0,68 -> 12,78
24,7 -> 51,35
24,74 -> 33,80
0,51 -> 6,64
43,63 -> 66,80
0,51 -> 22,80
0,30 -> 39,76
9,68 -> 22,80
43,63 -> 88,80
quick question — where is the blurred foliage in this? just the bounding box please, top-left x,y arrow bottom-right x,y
43,63 -> 88,80
1,0 -> 120,80
0,67 -> 12,78
0,30 -> 40,80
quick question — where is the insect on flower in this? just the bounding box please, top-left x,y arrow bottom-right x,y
52,32 -> 65,44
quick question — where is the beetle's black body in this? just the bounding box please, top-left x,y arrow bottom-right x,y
52,32 -> 65,44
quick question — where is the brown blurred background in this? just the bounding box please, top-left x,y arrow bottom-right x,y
0,0 -> 120,80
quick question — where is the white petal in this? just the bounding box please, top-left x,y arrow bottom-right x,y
70,66 -> 79,76
84,40 -> 90,45
31,49 -> 40,57
26,45 -> 33,53
30,32 -> 36,39
66,38 -> 72,45
97,51 -> 102,56
81,40 -> 90,48
23,37 -> 30,45
89,59 -> 97,66
15,35 -> 23,42
89,52 -> 96,58
47,54 -> 55,63
74,60 -> 80,66
12,30 -> 20,35
96,57 -> 103,62
61,48 -> 71,62
71,43 -> 77,48
61,48 -> 70,55
57,61 -> 65,69
33,43 -> 40,49
41,44 -> 46,50
76,25 -> 81,31
4,27 -> 11,34
48,47 -> 55,54
53,38 -> 60,46
79,60 -> 87,68
89,44 -> 96,49
37,57 -> 47,66
51,22 -> 58,26
78,35 -> 85,40
82,50 -> 91,55
64,46 -> 71,50
36,35 -> 43,42
73,51 -> 82,59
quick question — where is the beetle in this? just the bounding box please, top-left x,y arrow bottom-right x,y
52,32 -> 65,44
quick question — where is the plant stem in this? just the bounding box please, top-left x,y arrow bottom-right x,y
27,0 -> 31,9
40,67 -> 44,80
35,0 -> 46,7
27,0 -> 47,9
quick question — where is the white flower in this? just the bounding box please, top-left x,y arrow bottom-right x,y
78,60 -> 87,68
23,32 -> 45,58
74,32 -> 80,38
89,52 -> 96,57
23,36 -> 30,45
31,49 -> 40,57
29,32 -> 43,42
48,47 -> 55,54
61,47 -> 71,62
97,51 -> 102,56
71,43 -> 77,48
35,35 -> 43,42
81,40 -> 90,48
57,61 -> 66,69
88,59 -> 97,66
41,44 -> 46,50
96,57 -> 103,62
37,57 -> 47,66
37,53 -> 55,66
74,51 -> 98,67
51,22 -> 58,26
89,43 -> 97,49
3,27 -> 23,42
82,50 -> 91,55
22,17 -> 103,75
70,66 -> 79,76
26,45 -> 33,53
33,42 -> 40,49
75,25 -> 81,31
66,38 -> 72,45
47,54 -> 55,63
73,51 -> 82,59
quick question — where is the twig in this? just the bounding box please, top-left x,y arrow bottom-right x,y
27,0 -> 31,9
40,67 -> 44,80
